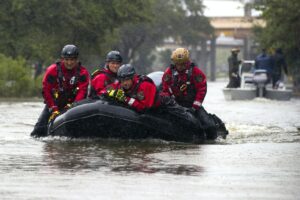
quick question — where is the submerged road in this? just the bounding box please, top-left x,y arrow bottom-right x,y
0,81 -> 299,199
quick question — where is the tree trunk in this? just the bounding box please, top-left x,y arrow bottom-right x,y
200,39 -> 207,75
210,36 -> 216,81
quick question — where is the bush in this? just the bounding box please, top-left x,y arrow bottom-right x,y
32,74 -> 43,97
0,54 -> 39,97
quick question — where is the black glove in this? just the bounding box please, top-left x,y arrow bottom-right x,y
161,96 -> 176,106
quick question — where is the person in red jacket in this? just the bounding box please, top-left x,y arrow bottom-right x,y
161,47 -> 228,139
161,47 -> 207,109
90,51 -> 122,97
31,44 -> 90,137
100,64 -> 157,112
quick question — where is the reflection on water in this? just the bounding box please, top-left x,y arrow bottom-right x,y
43,139 -> 204,175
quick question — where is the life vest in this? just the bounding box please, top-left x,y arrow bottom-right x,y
53,61 -> 81,109
170,63 -> 196,107
126,75 -> 155,99
112,75 -> 158,104
90,68 -> 117,98
91,68 -> 117,85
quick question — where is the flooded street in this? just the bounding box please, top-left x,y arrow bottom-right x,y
1,81 -> 300,200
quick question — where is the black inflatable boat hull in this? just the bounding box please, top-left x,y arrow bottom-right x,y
49,99 -> 206,143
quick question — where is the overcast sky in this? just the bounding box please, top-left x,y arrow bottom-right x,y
202,0 -> 260,17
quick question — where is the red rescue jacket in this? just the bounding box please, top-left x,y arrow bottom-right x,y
161,61 -> 207,109
90,67 -> 118,96
42,61 -> 90,111
100,75 -> 157,112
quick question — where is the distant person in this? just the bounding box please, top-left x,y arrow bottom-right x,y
226,48 -> 241,88
90,51 -> 123,97
254,48 -> 274,83
31,44 -> 90,137
272,48 -> 288,89
100,64 -> 157,112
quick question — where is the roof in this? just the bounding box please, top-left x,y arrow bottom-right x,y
209,17 -> 265,38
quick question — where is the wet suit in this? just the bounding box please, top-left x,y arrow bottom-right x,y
31,61 -> 89,137
161,61 -> 228,139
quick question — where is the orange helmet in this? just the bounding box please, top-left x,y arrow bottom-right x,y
171,48 -> 190,64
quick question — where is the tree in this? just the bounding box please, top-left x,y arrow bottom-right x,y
0,0 -> 214,96
113,0 -> 213,73
0,0 -> 153,67
254,0 -> 300,92
0,54 -> 35,97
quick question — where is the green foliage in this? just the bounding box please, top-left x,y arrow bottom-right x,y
254,0 -> 300,90
32,75 -> 43,97
115,0 -> 213,72
255,1 -> 300,51
0,0 -> 153,65
0,54 -> 38,97
0,0 -> 212,70
0,0 -> 213,96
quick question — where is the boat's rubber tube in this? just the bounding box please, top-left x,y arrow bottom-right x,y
49,99 -> 206,143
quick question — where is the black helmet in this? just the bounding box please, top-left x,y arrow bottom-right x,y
117,64 -> 135,80
61,44 -> 79,58
106,51 -> 122,63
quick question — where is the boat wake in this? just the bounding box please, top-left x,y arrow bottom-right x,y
225,123 -> 300,144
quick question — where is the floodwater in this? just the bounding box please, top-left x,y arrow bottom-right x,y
0,81 -> 300,200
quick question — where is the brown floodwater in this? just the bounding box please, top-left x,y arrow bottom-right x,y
0,81 -> 299,200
